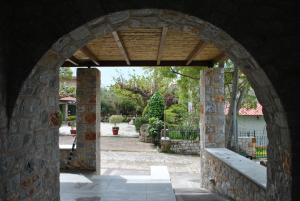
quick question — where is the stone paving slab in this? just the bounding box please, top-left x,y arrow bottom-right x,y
59,136 -> 156,152
60,166 -> 176,201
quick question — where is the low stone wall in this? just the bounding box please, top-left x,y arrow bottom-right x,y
238,137 -> 256,157
201,148 -> 266,201
60,146 -> 94,170
139,124 -> 153,143
161,139 -> 200,155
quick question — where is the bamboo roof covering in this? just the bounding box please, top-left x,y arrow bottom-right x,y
64,28 -> 227,67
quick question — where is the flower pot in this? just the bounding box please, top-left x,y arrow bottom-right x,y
70,129 -> 76,135
112,127 -> 119,135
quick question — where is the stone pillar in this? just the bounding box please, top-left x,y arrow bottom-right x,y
200,68 -> 225,148
76,68 -> 101,172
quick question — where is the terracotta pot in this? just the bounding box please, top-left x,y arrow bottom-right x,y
70,129 -> 76,134
112,127 -> 119,135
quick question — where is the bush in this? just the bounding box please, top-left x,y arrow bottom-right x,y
67,115 -> 76,121
148,117 -> 164,138
145,92 -> 164,120
109,115 -> 124,127
134,116 -> 148,131
165,104 -> 187,128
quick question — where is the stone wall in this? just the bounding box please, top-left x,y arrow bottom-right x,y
1,5 -> 296,201
202,148 -> 266,201
5,64 -> 60,201
167,140 -> 200,155
60,148 -> 79,170
238,137 -> 256,158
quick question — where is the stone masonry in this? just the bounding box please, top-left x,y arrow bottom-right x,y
75,68 -> 101,172
1,6 -> 295,201
199,68 -> 225,149
202,149 -> 266,201
167,140 -> 200,155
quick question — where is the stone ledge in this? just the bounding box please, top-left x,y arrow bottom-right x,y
205,148 -> 266,189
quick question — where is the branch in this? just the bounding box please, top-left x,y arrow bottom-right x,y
116,82 -> 152,99
170,67 -> 200,80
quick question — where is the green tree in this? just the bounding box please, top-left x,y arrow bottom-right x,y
59,67 -> 75,97
59,67 -> 73,80
223,60 -> 258,150
145,92 -> 165,120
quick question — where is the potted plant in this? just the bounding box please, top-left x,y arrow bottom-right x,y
70,121 -> 76,135
67,116 -> 76,135
109,115 -> 124,135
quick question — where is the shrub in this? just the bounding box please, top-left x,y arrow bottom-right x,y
134,116 -> 148,131
109,115 -> 124,127
148,117 -> 164,138
146,92 -> 165,120
165,104 -> 187,128
67,115 -> 76,121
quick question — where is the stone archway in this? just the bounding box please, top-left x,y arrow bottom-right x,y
8,9 -> 291,201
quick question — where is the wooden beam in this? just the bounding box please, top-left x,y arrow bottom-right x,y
80,46 -> 100,66
185,41 -> 206,65
65,56 -> 79,66
112,31 -> 131,65
61,60 -> 213,67
157,27 -> 168,65
213,52 -> 227,63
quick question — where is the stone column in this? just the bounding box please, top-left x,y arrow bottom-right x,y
76,68 -> 101,172
200,68 -> 225,148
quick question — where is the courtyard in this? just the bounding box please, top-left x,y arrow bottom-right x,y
59,123 -> 228,201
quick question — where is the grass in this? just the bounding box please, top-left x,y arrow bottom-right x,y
256,146 -> 267,158
168,130 -> 199,140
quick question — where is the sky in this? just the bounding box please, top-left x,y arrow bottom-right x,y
71,67 -> 145,87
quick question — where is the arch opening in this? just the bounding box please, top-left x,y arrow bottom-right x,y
8,9 -> 291,201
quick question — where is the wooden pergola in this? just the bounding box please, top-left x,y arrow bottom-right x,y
63,28 -> 227,67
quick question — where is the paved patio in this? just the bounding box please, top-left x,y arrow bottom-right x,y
60,166 -> 176,201
59,127 -> 229,201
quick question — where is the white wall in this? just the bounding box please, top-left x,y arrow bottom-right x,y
237,115 -> 267,136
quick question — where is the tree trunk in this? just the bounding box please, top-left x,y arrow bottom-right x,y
225,66 -> 239,149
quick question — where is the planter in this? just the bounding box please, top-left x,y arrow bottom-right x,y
112,127 -> 119,135
70,129 -> 76,135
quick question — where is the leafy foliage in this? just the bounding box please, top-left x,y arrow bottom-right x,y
67,115 -> 76,121
109,115 -> 124,127
146,92 -> 165,120
59,67 -> 73,80
165,104 -> 187,128
167,129 -> 199,140
148,117 -> 164,138
133,116 -> 149,131
59,67 -> 75,97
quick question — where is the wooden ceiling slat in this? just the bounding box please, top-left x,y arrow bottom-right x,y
66,56 -> 79,66
71,28 -> 226,63
157,27 -> 168,65
112,31 -> 131,65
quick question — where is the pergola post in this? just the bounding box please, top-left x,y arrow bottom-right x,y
199,68 -> 225,149
76,68 -> 101,173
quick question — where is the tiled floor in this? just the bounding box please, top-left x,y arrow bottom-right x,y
60,166 -> 176,201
